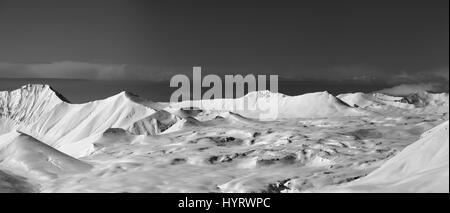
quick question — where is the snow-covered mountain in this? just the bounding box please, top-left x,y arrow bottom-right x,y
337,91 -> 449,115
169,90 -> 372,120
0,85 -> 176,149
0,84 -> 448,193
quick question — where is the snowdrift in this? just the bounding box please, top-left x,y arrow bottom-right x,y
328,121 -> 449,193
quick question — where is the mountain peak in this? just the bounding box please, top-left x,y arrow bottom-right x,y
48,86 -> 71,103
1,84 -> 70,125
8,84 -> 71,103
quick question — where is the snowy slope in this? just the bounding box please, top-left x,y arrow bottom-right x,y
325,121 -> 449,193
0,117 -> 17,135
0,131 -> 92,179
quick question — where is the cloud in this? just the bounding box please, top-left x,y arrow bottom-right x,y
377,83 -> 449,96
0,61 -> 448,88
294,65 -> 449,88
387,67 -> 449,85
0,61 -> 187,81
0,61 -> 125,79
280,65 -> 380,82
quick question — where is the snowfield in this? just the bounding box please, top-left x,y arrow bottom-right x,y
0,84 -> 448,193
307,121 -> 449,193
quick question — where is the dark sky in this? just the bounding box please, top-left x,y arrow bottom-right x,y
0,0 -> 448,84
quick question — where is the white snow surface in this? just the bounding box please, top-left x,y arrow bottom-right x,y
315,121 -> 449,193
0,131 -> 92,181
0,84 -> 448,193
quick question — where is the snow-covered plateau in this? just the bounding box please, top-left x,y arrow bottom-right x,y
0,84 -> 448,192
